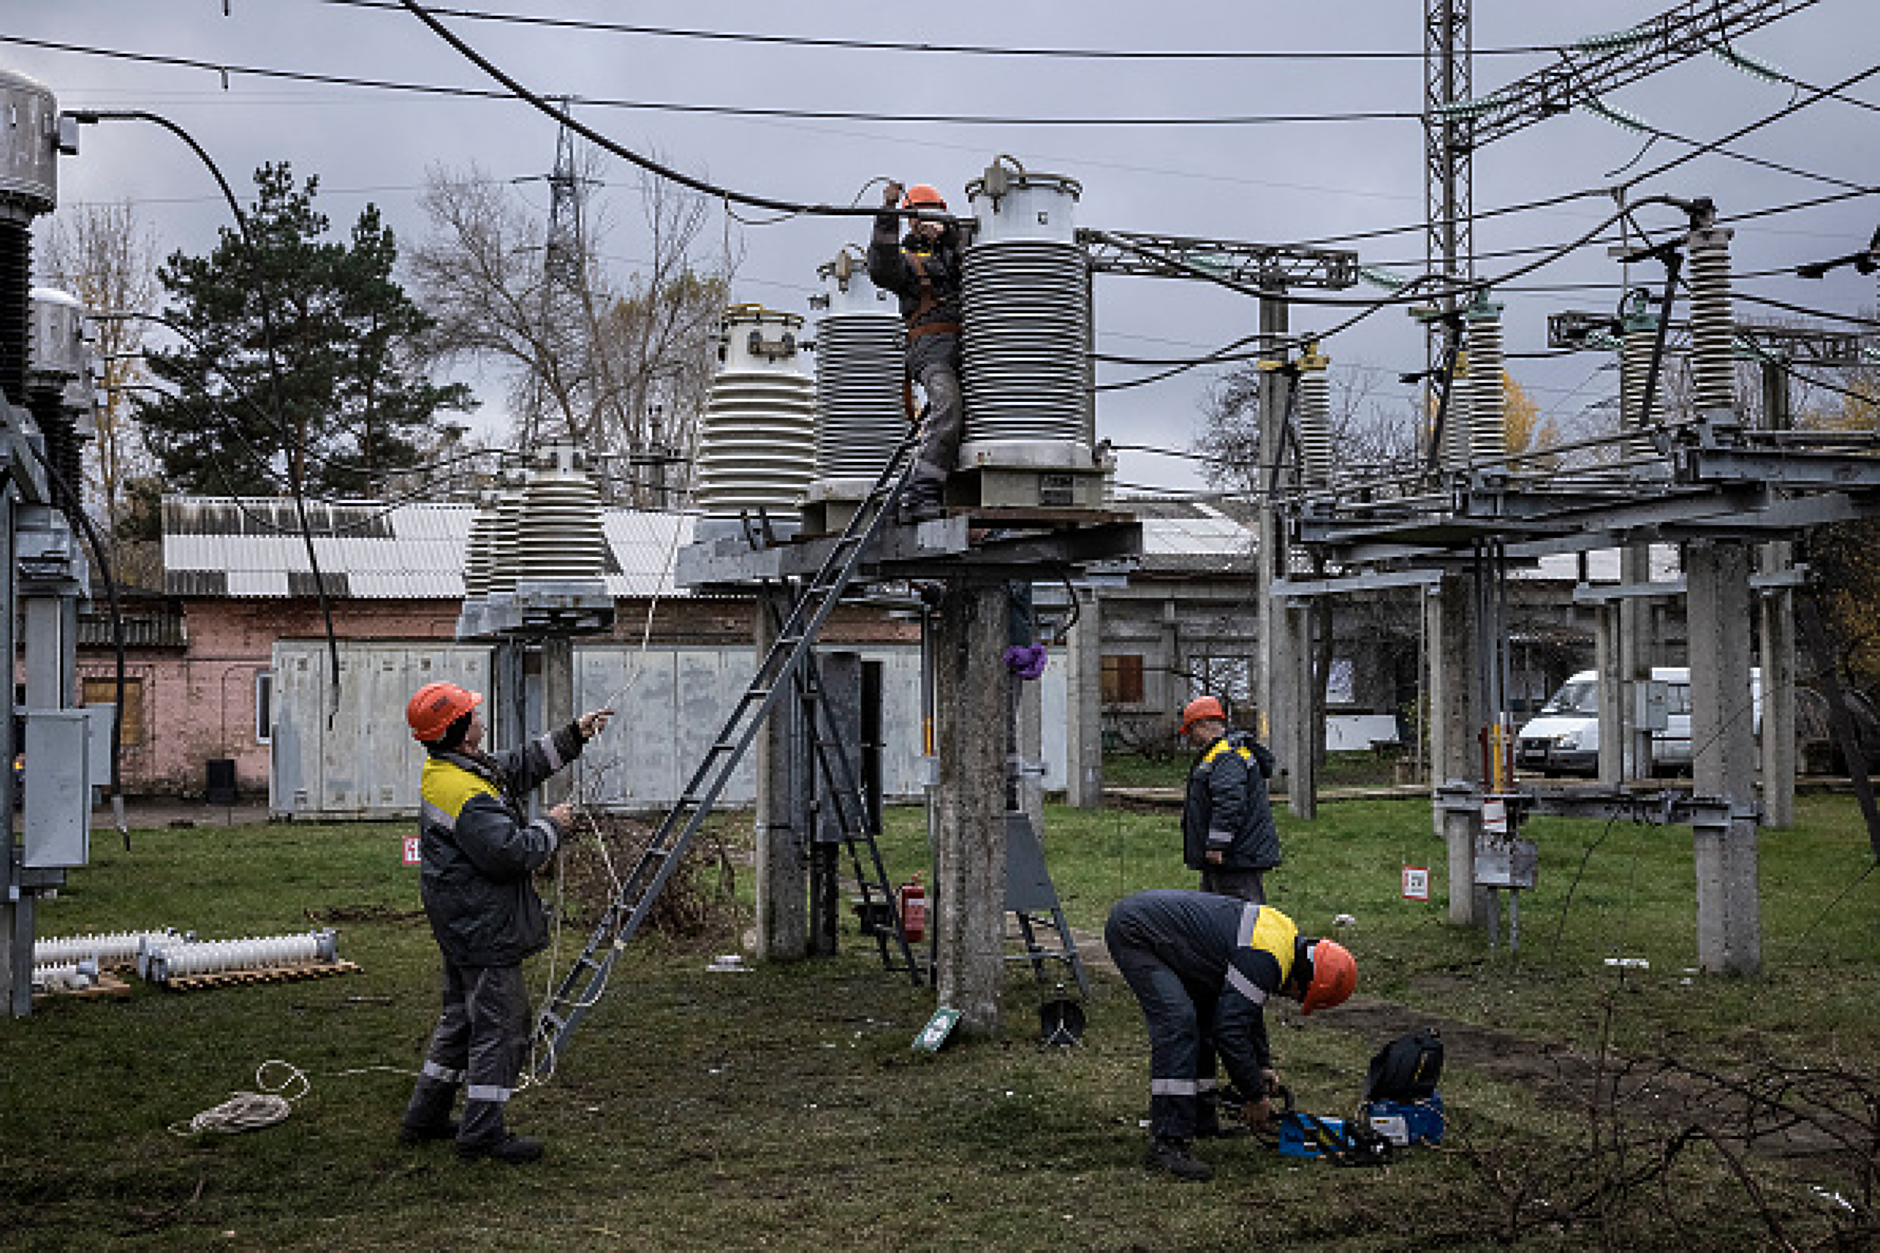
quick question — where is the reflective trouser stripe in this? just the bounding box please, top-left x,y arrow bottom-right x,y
466,1084 -> 513,1104
421,1060 -> 465,1084
1196,1077 -> 1219,1094
1151,1078 -> 1198,1096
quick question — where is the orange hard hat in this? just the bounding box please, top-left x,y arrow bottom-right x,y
1300,939 -> 1356,1016
1179,696 -> 1227,735
407,681 -> 482,743
902,183 -> 948,211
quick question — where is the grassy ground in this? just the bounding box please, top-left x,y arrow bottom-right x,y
3,794 -> 1875,1251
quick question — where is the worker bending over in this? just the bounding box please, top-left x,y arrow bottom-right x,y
399,681 -> 612,1164
869,178 -> 963,524
1179,696 -> 1280,903
1105,888 -> 1356,1181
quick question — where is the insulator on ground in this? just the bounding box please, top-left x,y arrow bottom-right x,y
1466,304 -> 1506,468
1295,349 -> 1334,489
1685,226 -> 1738,416
35,928 -> 177,969
695,305 -> 816,520
812,256 -> 907,491
144,929 -> 338,983
960,166 -> 1091,469
515,443 -> 608,582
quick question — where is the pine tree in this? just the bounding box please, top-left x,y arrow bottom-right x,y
138,162 -> 472,498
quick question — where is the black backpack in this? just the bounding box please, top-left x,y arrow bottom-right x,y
1363,1028 -> 1444,1103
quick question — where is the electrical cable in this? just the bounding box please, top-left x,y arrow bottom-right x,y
1730,289 -> 1880,326
318,0 -> 1561,60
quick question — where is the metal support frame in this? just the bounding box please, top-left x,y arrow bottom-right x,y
1076,230 -> 1358,290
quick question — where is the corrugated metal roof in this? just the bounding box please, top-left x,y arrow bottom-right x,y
162,495 -> 696,601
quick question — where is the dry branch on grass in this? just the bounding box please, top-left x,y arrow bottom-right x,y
548,810 -> 743,941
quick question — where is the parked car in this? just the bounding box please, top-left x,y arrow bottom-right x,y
1515,667 -> 1762,778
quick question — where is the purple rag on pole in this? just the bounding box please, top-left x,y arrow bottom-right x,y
1003,644 -> 1048,681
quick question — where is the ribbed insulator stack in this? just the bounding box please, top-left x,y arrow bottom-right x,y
0,69 -> 58,408
32,959 -> 101,992
961,167 -> 1091,463
461,492 -> 499,599
695,305 -> 817,519
142,929 -> 338,983
1619,313 -> 1662,461
1295,349 -> 1334,489
36,928 -> 179,968
486,486 -> 525,592
1685,226 -> 1738,416
1440,362 -> 1473,471
813,256 -> 907,485
1466,304 -> 1507,468
516,444 -> 608,581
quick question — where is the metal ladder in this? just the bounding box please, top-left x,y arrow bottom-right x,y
533,433 -> 920,1072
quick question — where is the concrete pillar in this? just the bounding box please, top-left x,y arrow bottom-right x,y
1758,546 -> 1796,829
1157,600 -> 1182,719
754,590 -> 809,961
932,580 -> 1008,1035
1620,544 -> 1652,780
1063,588 -> 1103,808
1595,602 -> 1623,787
1429,573 -> 1484,926
1283,601 -> 1317,819
0,489 -> 23,1017
1687,540 -> 1761,974
538,636 -> 575,808
1255,290 -> 1288,759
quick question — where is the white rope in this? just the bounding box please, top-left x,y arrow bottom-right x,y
169,1060 -> 424,1135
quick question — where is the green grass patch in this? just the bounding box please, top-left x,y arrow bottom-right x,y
3,796 -> 1875,1250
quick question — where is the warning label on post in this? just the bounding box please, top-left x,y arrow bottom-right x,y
403,836 -> 421,867
1402,865 -> 1430,900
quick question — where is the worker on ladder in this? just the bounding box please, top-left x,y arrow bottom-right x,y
398,681 -> 612,1164
1104,889 -> 1356,1181
869,178 -> 963,524
1179,696 -> 1280,904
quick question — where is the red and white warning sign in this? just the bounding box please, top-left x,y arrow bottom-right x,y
403,835 -> 422,867
1401,865 -> 1430,901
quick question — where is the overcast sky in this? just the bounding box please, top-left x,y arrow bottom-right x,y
6,1 -> 1876,495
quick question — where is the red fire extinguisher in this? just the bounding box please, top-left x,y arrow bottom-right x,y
899,873 -> 927,944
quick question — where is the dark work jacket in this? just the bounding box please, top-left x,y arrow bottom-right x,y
868,212 -> 964,366
1182,731 -> 1281,873
1105,889 -> 1301,1088
417,724 -> 583,967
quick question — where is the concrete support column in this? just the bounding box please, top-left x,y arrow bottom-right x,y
1688,540 -> 1761,974
1595,602 -> 1622,787
754,590 -> 809,961
538,636 -> 575,808
1282,601 -> 1317,819
0,488 -> 23,1017
1758,544 -> 1796,829
1255,289 -> 1288,763
1156,600 -> 1182,718
1620,544 -> 1652,779
933,580 -> 1008,1035
1063,588 -> 1103,809
1428,573 -> 1484,926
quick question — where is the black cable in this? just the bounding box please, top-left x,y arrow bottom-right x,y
74,111 -> 345,717
1731,289 -> 1880,327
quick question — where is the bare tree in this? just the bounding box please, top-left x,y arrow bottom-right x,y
40,199 -> 161,585
412,150 -> 733,506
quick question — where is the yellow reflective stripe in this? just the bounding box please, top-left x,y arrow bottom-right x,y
1244,905 -> 1299,986
420,757 -> 498,821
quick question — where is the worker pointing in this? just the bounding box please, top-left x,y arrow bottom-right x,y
1105,888 -> 1356,1181
398,681 -> 613,1164
869,178 -> 964,525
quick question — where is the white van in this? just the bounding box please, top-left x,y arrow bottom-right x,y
1515,667 -> 1761,777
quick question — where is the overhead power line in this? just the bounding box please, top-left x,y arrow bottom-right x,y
0,32 -> 1417,128
315,0 -> 1556,61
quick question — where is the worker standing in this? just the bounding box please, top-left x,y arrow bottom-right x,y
1179,696 -> 1280,904
398,681 -> 613,1164
1105,888 -> 1356,1181
868,178 -> 963,524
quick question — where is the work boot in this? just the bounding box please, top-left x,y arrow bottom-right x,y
1143,1136 -> 1213,1182
456,1133 -> 544,1164
397,1119 -> 460,1145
